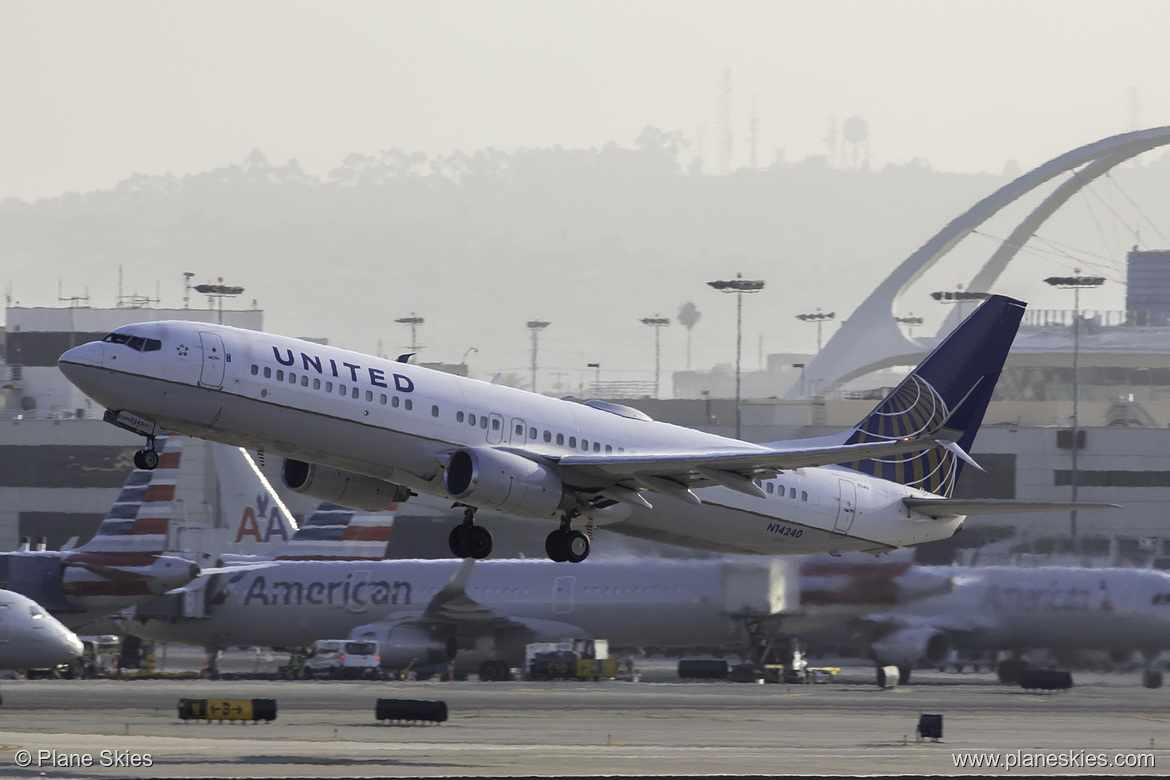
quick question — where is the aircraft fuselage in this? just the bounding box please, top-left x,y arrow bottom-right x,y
60,322 -> 962,557
129,558 -> 760,651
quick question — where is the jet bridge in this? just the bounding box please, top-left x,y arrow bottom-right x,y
720,559 -> 795,617
718,559 -> 798,668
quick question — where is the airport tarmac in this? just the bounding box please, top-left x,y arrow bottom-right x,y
0,663 -> 1165,779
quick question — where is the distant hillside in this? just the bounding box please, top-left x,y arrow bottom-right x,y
3,133 -> 1164,383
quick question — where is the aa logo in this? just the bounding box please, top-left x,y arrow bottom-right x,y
234,493 -> 291,543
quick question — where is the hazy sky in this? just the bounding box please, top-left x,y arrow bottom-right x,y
4,0 -> 1170,200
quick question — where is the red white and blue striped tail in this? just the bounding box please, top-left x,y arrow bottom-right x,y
270,502 -> 396,561
75,435 -> 183,555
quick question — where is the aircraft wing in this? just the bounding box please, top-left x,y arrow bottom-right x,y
560,437 -> 954,478
412,560 -> 531,633
381,561 -> 588,649
419,560 -> 493,624
869,611 -> 997,636
903,498 -> 1121,518
552,436 -> 962,503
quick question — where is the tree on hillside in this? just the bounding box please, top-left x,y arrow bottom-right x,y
678,301 -> 701,370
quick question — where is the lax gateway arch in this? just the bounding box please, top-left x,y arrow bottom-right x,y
788,126 -> 1170,398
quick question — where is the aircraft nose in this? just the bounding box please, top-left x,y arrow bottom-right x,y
63,631 -> 84,658
58,343 -> 105,392
58,342 -> 105,371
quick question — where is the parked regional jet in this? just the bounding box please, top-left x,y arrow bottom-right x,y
0,590 -> 84,671
58,295 -> 1105,562
0,435 -> 199,630
815,564 -> 1170,689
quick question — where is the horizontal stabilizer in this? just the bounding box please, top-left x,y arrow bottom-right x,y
904,497 -> 1121,518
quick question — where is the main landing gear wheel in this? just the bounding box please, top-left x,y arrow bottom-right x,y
448,523 -> 492,559
448,506 -> 492,560
462,525 -> 493,559
448,526 -> 467,558
545,530 -> 567,562
545,528 -> 590,563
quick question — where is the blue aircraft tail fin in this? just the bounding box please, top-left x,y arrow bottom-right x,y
839,294 -> 1025,495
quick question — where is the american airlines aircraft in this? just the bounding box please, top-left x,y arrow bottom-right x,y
57,294 -> 1101,562
129,555 -> 798,679
0,435 -> 199,630
814,564 -> 1170,689
127,550 -> 959,680
127,460 -> 946,679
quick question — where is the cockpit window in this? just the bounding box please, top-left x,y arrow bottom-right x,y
102,332 -> 162,352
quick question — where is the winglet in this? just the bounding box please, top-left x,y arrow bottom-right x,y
423,559 -> 477,619
937,439 -> 984,472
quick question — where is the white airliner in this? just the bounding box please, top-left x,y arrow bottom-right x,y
810,564 -> 1170,689
57,294 -> 1106,562
127,557 -> 777,677
127,551 -> 960,680
0,590 -> 84,672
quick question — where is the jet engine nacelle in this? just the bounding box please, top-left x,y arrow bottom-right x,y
349,623 -> 455,668
62,553 -> 200,596
281,459 -> 409,511
870,627 -> 950,669
443,447 -> 567,518
145,555 -> 202,595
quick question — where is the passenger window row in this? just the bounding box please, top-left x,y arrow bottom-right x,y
250,364 -> 413,410
582,585 -> 682,595
250,361 -> 629,453
448,410 -> 624,453
759,479 -> 808,502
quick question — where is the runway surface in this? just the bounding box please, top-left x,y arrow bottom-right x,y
0,664 -> 1164,778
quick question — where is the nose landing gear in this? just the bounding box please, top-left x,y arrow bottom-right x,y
133,437 -> 159,471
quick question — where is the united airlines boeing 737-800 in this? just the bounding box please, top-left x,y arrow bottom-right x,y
57,295 -> 1104,562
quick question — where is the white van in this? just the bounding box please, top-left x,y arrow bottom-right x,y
304,639 -> 382,680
